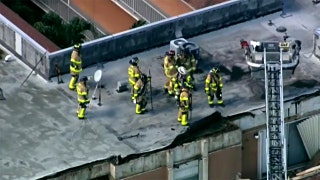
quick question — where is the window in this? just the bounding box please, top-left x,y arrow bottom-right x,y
173,160 -> 199,180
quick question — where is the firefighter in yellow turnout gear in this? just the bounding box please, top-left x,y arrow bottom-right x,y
176,48 -> 197,79
69,44 -> 83,90
76,76 -> 90,119
205,67 -> 223,107
128,57 -> 141,101
174,66 -> 195,96
177,85 -> 192,126
133,73 -> 151,114
163,50 -> 178,96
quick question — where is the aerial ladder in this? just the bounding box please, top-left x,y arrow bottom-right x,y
264,43 -> 288,180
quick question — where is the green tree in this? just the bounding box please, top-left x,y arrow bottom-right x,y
131,20 -> 147,29
34,12 -> 93,48
66,17 -> 92,45
1,0 -> 43,24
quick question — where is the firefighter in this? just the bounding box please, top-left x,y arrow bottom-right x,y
128,57 -> 141,101
69,44 -> 83,90
177,84 -> 192,126
163,50 -> 178,96
133,73 -> 151,114
174,66 -> 195,98
77,76 -> 90,119
205,67 -> 223,107
176,48 -> 197,80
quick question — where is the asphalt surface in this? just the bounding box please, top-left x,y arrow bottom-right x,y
0,0 -> 320,179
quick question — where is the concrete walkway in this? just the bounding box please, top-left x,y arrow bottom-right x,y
150,0 -> 193,17
184,0 -> 230,9
71,0 -> 137,34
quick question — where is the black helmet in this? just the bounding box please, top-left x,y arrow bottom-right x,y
210,67 -> 219,74
80,76 -> 88,82
74,43 -> 82,50
129,57 -> 139,65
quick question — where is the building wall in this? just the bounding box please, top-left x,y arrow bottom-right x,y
122,167 -> 167,180
241,130 -> 258,179
109,129 -> 242,180
118,146 -> 243,180
208,145 -> 242,180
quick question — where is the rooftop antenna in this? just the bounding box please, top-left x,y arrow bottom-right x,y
91,69 -> 102,107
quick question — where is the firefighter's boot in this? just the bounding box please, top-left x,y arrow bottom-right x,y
208,96 -> 214,107
78,107 -> 86,119
135,104 -> 141,114
217,94 -> 224,105
181,113 -> 188,126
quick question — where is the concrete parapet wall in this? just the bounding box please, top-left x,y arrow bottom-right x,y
111,151 -> 167,179
0,14 -> 49,79
49,0 -> 282,79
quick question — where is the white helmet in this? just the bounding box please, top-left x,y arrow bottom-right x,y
178,66 -> 187,75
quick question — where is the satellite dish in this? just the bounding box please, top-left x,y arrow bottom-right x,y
4,55 -> 12,62
94,69 -> 102,82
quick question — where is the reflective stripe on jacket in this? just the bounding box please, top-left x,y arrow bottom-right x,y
164,56 -> 177,78
70,50 -> 82,74
128,65 -> 141,85
205,73 -> 223,91
177,55 -> 197,73
77,82 -> 89,103
133,79 -> 146,98
179,90 -> 190,110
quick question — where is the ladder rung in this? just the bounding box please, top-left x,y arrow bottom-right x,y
268,100 -> 280,103
268,93 -> 280,95
268,108 -> 280,110
268,78 -> 279,81
269,115 -> 281,118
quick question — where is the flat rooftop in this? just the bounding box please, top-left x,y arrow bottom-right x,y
1,0 -> 320,179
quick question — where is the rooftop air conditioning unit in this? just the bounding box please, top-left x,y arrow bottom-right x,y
170,38 -> 188,58
180,42 -> 200,59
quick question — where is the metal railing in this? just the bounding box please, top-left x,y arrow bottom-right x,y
115,0 -> 167,23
